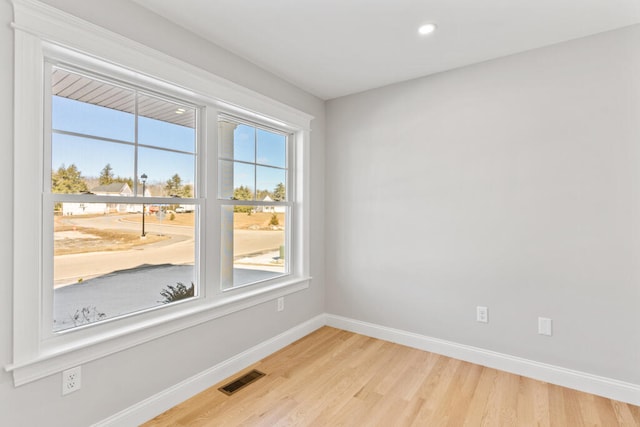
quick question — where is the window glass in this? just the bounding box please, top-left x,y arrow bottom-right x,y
218,118 -> 290,288
49,66 -> 199,331
138,148 -> 195,197
257,129 -> 286,168
256,166 -> 286,201
53,203 -> 196,331
218,120 -> 287,201
220,205 -> 287,288
231,124 -> 256,163
52,68 -> 134,141
51,134 -> 135,194
137,93 -> 196,153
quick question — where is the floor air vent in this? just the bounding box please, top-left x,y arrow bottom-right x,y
219,369 -> 266,396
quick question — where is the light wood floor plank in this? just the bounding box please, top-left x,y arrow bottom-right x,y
549,384 -> 569,427
592,395 -> 620,427
561,386 -> 586,426
142,327 -> 639,426
462,366 -> 499,426
444,362 -> 484,426
518,377 -> 551,427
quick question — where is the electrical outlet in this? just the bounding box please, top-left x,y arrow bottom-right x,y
538,317 -> 552,336
277,297 -> 284,312
62,366 -> 81,395
476,306 -> 488,323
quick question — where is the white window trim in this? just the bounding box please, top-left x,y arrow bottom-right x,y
43,63 -> 206,337
7,0 -> 312,386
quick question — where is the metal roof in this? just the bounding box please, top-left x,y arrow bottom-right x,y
52,68 -> 195,128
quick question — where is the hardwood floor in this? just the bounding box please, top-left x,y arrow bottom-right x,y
143,327 -> 640,426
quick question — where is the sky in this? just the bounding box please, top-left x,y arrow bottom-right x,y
51,96 -> 287,198
226,124 -> 287,197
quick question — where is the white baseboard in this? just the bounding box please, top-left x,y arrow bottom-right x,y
94,312 -> 639,426
325,314 -> 640,406
93,314 -> 326,427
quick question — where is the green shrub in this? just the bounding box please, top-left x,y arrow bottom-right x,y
269,213 -> 279,226
160,282 -> 195,303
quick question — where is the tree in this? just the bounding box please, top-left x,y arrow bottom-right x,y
164,173 -> 192,197
233,185 -> 253,213
165,173 -> 182,196
256,189 -> 272,201
52,164 -> 88,194
99,164 -> 133,189
233,185 -> 253,201
118,176 -> 134,189
273,182 -> 286,201
99,163 -> 114,185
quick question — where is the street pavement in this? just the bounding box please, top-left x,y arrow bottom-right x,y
55,214 -> 284,285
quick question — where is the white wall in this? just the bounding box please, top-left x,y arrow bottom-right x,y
326,25 -> 640,385
0,1 -> 325,425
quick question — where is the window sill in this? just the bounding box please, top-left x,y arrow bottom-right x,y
5,276 -> 311,386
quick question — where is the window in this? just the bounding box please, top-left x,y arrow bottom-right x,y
10,0 -> 312,386
218,117 -> 292,288
47,66 -> 199,332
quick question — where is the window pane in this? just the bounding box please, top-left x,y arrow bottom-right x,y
221,205 -> 287,288
256,129 -> 286,168
256,166 -> 286,202
53,203 -> 196,331
219,160 -> 255,200
218,121 -> 256,162
138,94 -> 196,152
138,147 -> 195,198
52,68 -> 135,142
232,124 -> 256,162
52,133 -> 134,194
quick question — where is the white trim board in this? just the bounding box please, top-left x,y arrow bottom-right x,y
325,314 -> 640,406
94,313 -> 639,425
92,314 -> 326,427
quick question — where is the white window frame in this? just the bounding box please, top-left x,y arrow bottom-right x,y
7,0 -> 312,386
43,61 -> 204,336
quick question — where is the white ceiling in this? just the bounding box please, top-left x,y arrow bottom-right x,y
132,0 -> 640,100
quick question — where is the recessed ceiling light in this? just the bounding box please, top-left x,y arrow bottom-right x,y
418,23 -> 437,36
175,108 -> 186,114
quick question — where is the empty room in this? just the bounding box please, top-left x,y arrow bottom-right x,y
1,0 -> 639,425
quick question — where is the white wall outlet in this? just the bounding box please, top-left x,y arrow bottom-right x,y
476,306 -> 488,323
277,297 -> 284,312
538,317 -> 553,336
62,366 -> 81,395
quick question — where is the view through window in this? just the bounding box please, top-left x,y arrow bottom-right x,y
218,118 -> 290,288
50,67 -> 198,331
